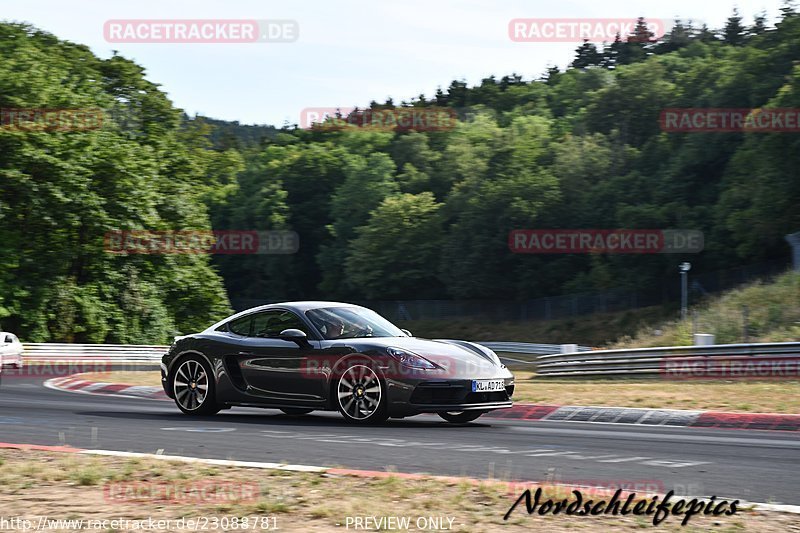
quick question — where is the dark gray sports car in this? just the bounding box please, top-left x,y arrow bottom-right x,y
161,301 -> 514,424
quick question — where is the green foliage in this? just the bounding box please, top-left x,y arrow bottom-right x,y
0,24 -> 230,342
614,271 -> 800,347
2,10 -> 800,342
346,193 -> 443,298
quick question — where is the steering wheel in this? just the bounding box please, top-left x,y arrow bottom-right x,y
355,323 -> 374,337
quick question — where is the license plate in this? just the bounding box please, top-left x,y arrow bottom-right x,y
472,379 -> 505,392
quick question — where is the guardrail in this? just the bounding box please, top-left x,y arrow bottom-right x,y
17,342 -> 799,379
22,343 -> 166,363
535,342 -> 800,378
18,341 -> 591,365
479,342 -> 592,355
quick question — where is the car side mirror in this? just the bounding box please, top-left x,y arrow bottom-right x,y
279,328 -> 309,346
400,329 -> 412,337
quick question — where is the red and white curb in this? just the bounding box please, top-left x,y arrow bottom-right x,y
44,375 -> 168,401
45,374 -> 800,431
0,441 -> 797,515
488,404 -> 800,431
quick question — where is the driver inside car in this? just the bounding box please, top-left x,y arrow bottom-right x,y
321,316 -> 346,339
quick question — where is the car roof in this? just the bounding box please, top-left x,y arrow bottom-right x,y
203,301 -> 363,332
274,301 -> 361,312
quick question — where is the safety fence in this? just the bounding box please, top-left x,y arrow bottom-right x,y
535,342 -> 800,378
17,342 -> 589,364
16,342 -> 800,381
21,343 -> 165,363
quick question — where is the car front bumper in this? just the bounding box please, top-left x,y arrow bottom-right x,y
411,400 -> 513,413
385,373 -> 515,416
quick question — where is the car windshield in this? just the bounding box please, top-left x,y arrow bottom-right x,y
306,307 -> 405,340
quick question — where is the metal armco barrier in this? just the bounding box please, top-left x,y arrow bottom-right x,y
479,342 -> 592,355
21,343 -> 166,363
16,341 -> 591,365
535,342 -> 800,378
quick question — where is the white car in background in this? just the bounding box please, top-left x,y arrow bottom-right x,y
0,332 -> 23,369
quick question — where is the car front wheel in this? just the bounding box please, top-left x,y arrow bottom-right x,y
336,363 -> 388,424
172,356 -> 220,416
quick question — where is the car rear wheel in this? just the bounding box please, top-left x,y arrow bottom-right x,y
438,411 -> 484,424
172,356 -> 220,416
336,363 -> 388,424
280,408 -> 314,416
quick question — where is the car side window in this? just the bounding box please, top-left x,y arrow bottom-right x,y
251,312 -> 279,337
228,315 -> 252,336
251,310 -> 308,338
274,311 -> 308,335
4,335 -> 11,343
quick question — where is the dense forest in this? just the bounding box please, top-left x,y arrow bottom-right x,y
1,8 -> 798,342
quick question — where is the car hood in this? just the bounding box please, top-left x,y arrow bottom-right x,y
340,336 -> 506,377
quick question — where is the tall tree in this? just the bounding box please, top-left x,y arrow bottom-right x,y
723,8 -> 747,45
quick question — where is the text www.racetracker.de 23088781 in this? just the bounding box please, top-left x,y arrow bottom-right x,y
0,516 -> 279,531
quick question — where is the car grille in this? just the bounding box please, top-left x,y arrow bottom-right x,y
409,382 -> 512,405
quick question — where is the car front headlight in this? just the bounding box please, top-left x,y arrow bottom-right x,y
387,347 -> 437,369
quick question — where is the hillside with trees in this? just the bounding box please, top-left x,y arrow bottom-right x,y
1,8 -> 798,342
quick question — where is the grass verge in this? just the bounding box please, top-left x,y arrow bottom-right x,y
0,449 -> 795,532
75,371 -> 161,388
512,371 -> 800,413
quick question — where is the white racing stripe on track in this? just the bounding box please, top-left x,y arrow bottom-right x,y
80,449 -> 328,472
509,424 -> 800,447
74,449 -> 800,514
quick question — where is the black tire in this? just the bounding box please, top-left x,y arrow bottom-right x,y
280,408 -> 314,416
171,355 -> 221,416
438,411 -> 485,424
335,361 -> 388,424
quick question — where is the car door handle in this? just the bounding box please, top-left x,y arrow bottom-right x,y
238,351 -> 254,356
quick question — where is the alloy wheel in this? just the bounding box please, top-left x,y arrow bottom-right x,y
173,359 -> 209,412
337,364 -> 382,421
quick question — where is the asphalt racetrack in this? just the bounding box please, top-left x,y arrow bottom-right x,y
1,375 -> 799,506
